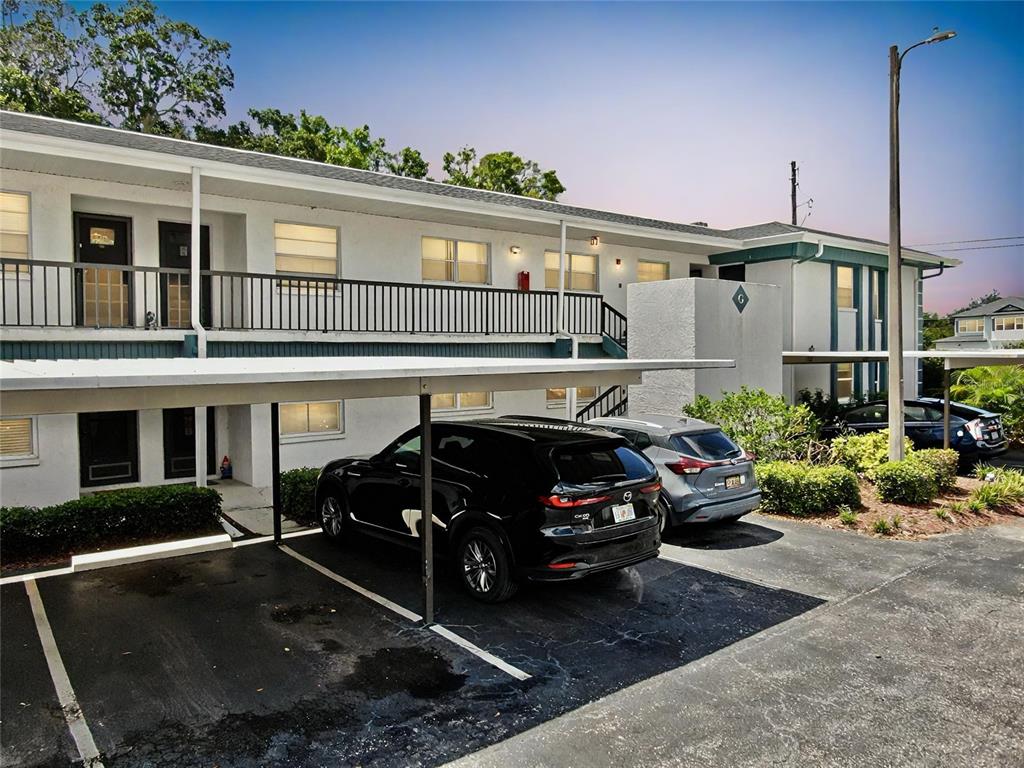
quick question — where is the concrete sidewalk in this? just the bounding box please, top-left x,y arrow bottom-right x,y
446,516 -> 1024,768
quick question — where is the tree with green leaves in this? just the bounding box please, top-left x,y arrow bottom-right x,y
1,0 -> 232,135
196,108 -> 430,179
88,0 -> 232,136
442,147 -> 565,200
0,0 -> 100,122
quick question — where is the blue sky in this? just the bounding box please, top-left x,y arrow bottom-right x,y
157,1 -> 1023,314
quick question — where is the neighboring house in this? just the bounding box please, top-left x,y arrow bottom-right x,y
934,297 -> 1024,350
0,111 -> 956,507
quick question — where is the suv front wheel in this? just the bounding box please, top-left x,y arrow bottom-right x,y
456,527 -> 517,603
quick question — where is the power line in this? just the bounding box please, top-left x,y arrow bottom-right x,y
929,243 -> 1024,253
910,235 -> 1024,246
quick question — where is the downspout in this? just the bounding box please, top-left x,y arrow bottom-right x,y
191,166 -> 208,488
556,220 -> 580,421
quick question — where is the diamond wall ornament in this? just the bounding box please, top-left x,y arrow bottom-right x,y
732,285 -> 750,314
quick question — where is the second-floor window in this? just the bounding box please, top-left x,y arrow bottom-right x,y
544,251 -> 598,291
957,318 -> 984,334
1,191 -> 30,273
836,266 -> 854,309
280,401 -> 344,437
637,260 -> 669,282
421,237 -> 489,284
431,391 -> 492,411
993,315 -> 1023,332
275,223 -> 338,277
871,270 -> 883,321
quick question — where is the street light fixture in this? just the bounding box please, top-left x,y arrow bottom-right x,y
887,28 -> 957,461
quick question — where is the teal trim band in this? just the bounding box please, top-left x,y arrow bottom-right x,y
1,340 -> 184,361
711,243 -> 942,271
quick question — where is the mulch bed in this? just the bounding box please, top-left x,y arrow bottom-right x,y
770,476 -> 1024,540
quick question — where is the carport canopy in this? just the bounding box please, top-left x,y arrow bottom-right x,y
0,354 -> 735,623
782,349 -> 1024,448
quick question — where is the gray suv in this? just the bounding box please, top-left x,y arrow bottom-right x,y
588,414 -> 761,530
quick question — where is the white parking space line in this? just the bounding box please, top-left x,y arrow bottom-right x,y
429,624 -> 531,681
280,544 -> 422,622
279,544 -> 531,681
24,579 -> 105,768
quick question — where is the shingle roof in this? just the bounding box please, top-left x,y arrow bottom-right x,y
0,110 -> 729,240
952,297 -> 1024,318
0,110 -> 948,263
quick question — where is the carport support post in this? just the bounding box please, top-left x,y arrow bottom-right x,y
419,393 -> 434,626
271,402 -> 282,544
943,366 -> 951,450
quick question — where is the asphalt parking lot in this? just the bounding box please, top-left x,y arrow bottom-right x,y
1,526 -> 821,768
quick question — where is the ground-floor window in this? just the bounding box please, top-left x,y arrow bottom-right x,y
280,401 -> 344,437
544,251 -> 598,291
835,363 -> 854,402
430,391 -> 492,412
78,410 -> 139,487
546,386 -> 598,406
0,417 -> 36,464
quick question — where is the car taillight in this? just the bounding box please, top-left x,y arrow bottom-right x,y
547,562 -> 578,570
638,481 -> 662,494
538,494 -> 612,508
665,454 -> 713,475
965,418 -> 985,441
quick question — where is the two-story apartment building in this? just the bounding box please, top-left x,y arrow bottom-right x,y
934,297 -> 1024,351
0,111 -> 955,507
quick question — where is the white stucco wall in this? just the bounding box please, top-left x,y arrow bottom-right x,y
0,414 -> 79,507
626,278 -> 782,414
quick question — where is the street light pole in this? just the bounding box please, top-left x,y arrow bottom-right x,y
887,29 -> 956,461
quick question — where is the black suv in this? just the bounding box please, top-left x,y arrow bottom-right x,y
315,416 -> 663,602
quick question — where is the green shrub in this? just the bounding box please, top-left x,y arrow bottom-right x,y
1,485 -> 222,564
683,387 -> 821,462
951,365 -> 1024,447
966,497 -> 988,514
969,470 -> 1024,511
872,518 -> 892,535
755,462 -> 860,516
829,429 -> 913,474
838,506 -> 858,526
934,507 -> 952,522
280,467 -> 320,525
910,449 -> 960,490
871,459 -> 938,504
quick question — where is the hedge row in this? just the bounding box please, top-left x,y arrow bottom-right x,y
281,467 -> 320,525
755,462 -> 861,517
1,485 -> 222,564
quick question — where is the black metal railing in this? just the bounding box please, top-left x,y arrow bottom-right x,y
0,258 -> 611,337
601,301 -> 627,348
576,385 -> 628,422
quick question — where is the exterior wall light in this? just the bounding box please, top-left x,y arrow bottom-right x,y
615,258 -> 622,268
509,245 -> 521,256
590,236 -> 601,247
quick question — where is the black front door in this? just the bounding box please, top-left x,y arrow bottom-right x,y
163,407 -> 216,479
158,221 -> 211,328
75,213 -> 132,327
79,411 -> 139,487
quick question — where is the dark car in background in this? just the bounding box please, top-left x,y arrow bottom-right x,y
824,398 -> 1008,463
315,416 -> 662,602
589,414 -> 761,529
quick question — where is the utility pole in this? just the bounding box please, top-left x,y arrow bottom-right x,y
790,161 -> 798,226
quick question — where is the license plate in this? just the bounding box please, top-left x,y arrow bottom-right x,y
611,502 -> 636,523
725,474 -> 745,489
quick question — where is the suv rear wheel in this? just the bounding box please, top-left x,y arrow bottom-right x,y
657,496 -> 673,535
456,527 -> 517,603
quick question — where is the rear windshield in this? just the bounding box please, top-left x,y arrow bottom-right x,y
552,443 -> 655,485
669,430 -> 742,460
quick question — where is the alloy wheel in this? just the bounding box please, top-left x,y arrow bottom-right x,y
463,538 -> 498,594
321,496 -> 343,538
